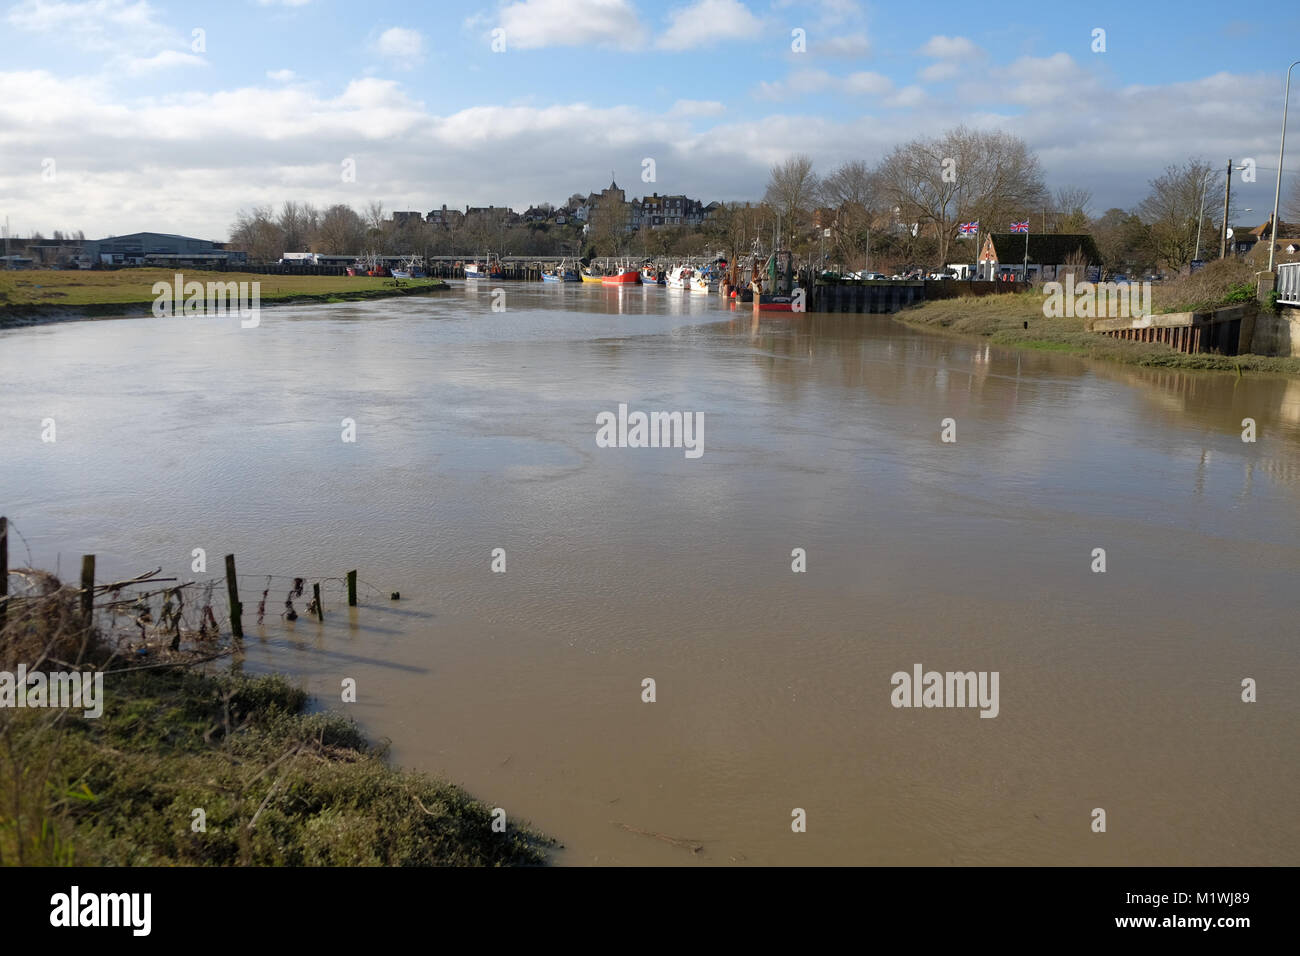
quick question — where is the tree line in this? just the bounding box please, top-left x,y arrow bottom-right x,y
761,128 -> 1264,275
225,128 -> 1290,273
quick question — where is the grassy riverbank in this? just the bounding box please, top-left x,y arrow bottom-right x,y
0,268 -> 447,323
0,573 -> 548,867
895,261 -> 1300,376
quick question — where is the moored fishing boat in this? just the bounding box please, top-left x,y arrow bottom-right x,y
541,257 -> 579,282
665,264 -> 693,289
742,250 -> 802,311
391,255 -> 426,280
602,268 -> 640,285
464,252 -> 503,279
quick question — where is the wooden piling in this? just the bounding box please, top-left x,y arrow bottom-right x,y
79,554 -> 95,629
313,582 -> 324,621
347,570 -> 357,607
0,516 -> 8,633
225,554 -> 242,640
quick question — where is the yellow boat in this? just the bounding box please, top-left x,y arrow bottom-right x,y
580,270 -> 604,283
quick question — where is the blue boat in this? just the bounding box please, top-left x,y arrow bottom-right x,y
541,258 -> 581,282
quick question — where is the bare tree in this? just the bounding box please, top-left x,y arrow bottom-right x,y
764,155 -> 818,249
1138,159 -> 1223,270
819,160 -> 880,269
313,204 -> 365,255
588,202 -> 629,257
278,201 -> 317,253
229,205 -> 283,262
876,126 -> 1046,268
1052,186 -> 1093,234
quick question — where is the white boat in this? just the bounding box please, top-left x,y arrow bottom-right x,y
665,264 -> 693,289
690,271 -> 710,293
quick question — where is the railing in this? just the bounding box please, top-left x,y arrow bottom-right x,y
1279,262 -> 1300,305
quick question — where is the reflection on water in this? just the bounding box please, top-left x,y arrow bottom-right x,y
2,283 -> 1297,865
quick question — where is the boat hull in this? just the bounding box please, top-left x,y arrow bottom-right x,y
602,270 -> 640,285
749,294 -> 799,312
581,273 -> 603,283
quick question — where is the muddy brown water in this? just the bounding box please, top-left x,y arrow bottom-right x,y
2,282 -> 1297,865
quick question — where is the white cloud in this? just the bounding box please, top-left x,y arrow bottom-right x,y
843,71 -> 891,95
671,98 -> 726,117
884,85 -> 927,108
757,68 -> 892,100
489,0 -> 642,50
122,49 -> 206,75
987,53 -> 1094,105
658,0 -> 763,51
373,26 -> 425,61
919,61 -> 959,83
6,0 -> 172,52
919,35 -> 979,59
0,58 -> 1286,246
267,69 -> 296,82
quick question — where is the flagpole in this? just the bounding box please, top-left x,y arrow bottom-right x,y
1023,223 -> 1029,280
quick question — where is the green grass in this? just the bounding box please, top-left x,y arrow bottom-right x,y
1,577 -> 550,867
895,291 -> 1300,376
0,268 -> 446,312
3,667 -> 550,866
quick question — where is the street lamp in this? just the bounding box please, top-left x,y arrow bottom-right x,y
1268,60 -> 1300,272
1194,169 -> 1212,261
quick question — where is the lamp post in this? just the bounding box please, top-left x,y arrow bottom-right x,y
1268,60 -> 1300,272
1194,170 -> 1212,261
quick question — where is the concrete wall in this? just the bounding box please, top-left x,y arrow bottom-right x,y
1250,305 -> 1300,357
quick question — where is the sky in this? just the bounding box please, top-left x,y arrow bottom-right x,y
2,0 -> 1299,241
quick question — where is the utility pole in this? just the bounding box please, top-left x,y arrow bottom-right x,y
1220,158 -> 1233,258
1194,171 -> 1209,261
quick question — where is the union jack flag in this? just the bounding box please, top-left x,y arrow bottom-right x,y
959,221 -> 979,235
1010,221 -> 1030,233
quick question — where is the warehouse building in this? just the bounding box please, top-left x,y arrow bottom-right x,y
82,232 -> 246,267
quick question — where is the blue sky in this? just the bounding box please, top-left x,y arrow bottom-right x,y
2,0 -> 1299,239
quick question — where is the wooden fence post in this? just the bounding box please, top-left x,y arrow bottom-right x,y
79,554 -> 95,630
225,554 -> 242,640
346,570 -> 357,607
313,582 -> 324,621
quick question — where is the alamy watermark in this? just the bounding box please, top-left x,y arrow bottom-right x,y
0,665 -> 104,718
152,273 -> 260,327
50,886 -> 150,936
1042,274 -> 1151,320
595,403 -> 704,459
890,663 -> 999,718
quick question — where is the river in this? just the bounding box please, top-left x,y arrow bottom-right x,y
2,282 -> 1297,865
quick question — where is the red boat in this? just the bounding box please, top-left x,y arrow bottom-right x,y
601,269 -> 640,285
